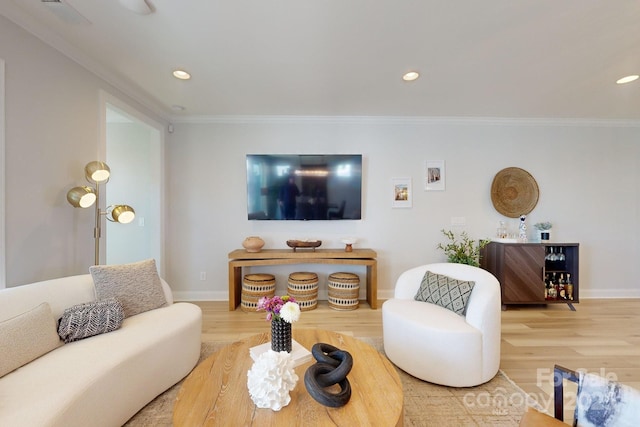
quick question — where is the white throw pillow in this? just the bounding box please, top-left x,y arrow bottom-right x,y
90,259 -> 167,318
0,302 -> 63,378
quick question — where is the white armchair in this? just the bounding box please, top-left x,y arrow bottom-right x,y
382,263 -> 501,387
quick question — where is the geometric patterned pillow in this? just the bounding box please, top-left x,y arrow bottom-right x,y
414,270 -> 475,316
57,298 -> 124,343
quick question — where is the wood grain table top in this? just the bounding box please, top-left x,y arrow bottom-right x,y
228,248 -> 377,261
173,329 -> 403,426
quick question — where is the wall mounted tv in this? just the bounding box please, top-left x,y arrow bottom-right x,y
246,154 -> 362,220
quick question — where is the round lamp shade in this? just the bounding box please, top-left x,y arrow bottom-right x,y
111,205 -> 135,224
85,161 -> 111,183
67,186 -> 97,208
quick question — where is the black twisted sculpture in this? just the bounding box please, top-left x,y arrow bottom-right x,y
304,343 -> 353,407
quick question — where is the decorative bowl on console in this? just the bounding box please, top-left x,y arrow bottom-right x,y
286,240 -> 322,252
243,236 -> 265,252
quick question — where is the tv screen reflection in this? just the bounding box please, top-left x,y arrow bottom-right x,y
246,154 -> 362,220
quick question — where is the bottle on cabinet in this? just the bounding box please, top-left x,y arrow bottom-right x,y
544,274 -> 550,300
566,274 -> 574,301
558,273 -> 566,300
545,273 -> 557,300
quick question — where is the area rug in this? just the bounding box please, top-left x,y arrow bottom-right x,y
125,337 -> 535,426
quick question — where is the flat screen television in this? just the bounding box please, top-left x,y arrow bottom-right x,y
246,154 -> 362,220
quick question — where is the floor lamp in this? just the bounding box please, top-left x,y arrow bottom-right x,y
67,161 -> 135,265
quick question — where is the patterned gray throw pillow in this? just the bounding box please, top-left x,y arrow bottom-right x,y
90,259 -> 168,318
58,298 -> 124,343
414,270 -> 475,315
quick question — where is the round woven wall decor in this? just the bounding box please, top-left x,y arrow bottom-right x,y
490,167 -> 539,218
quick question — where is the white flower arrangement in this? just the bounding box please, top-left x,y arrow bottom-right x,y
279,301 -> 301,323
257,295 -> 301,323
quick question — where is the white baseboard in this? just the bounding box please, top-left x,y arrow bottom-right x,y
173,290 -> 228,301
173,289 -> 640,302
376,289 -> 640,300
377,290 -> 394,300
579,289 -> 640,299
174,288 -> 398,302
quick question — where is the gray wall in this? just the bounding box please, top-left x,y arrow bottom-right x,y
165,119 -> 640,300
0,59 -> 5,287
0,16 -> 166,286
2,15 -> 639,302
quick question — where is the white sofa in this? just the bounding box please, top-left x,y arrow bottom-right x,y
382,263 -> 501,387
0,273 -> 202,427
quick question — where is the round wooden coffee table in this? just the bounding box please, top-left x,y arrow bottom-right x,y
173,329 -> 403,426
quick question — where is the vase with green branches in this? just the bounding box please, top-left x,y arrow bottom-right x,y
436,229 -> 490,267
533,222 -> 552,242
533,222 -> 552,231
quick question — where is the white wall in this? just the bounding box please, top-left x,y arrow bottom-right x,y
2,13 -> 639,303
106,120 -> 162,268
0,58 -> 5,288
166,118 -> 640,301
0,16 -> 166,286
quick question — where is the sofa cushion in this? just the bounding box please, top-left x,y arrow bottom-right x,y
0,302 -> 63,377
414,270 -> 475,315
58,298 -> 125,343
90,259 -> 167,318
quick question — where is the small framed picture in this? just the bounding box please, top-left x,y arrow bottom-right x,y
425,160 -> 445,191
392,177 -> 412,208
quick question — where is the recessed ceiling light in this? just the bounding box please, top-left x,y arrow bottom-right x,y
172,69 -> 191,80
616,75 -> 639,84
402,71 -> 420,82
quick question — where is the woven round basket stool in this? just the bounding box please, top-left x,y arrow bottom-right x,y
327,272 -> 360,311
241,273 -> 276,312
287,272 -> 319,311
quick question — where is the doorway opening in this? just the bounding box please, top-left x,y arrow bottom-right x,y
101,93 -> 163,273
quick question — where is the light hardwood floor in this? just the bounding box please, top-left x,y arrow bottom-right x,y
191,298 -> 640,414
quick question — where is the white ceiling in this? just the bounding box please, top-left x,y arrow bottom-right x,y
2,0 -> 640,121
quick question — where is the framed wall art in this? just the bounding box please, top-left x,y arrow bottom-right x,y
425,160 -> 445,191
391,177 -> 412,208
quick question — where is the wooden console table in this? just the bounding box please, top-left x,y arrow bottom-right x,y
228,248 -> 378,310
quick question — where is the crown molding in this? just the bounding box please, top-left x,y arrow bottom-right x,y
3,5 -> 640,130
0,4 -> 171,122
170,114 -> 640,127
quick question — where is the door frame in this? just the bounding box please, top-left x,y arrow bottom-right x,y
0,59 -> 5,288
98,90 -> 165,274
